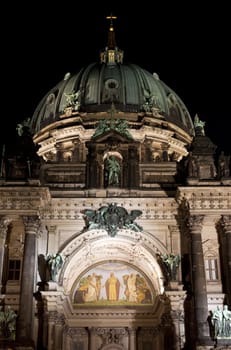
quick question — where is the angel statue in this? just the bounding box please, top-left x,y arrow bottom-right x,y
64,89 -> 81,111
161,253 -> 181,281
46,253 -> 63,282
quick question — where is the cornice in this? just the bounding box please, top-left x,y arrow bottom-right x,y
176,187 -> 231,213
40,197 -> 178,221
0,187 -> 51,214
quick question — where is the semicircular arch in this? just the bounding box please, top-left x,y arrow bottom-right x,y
59,229 -> 166,296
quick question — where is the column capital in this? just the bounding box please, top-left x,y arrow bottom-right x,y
168,225 -> 180,234
188,215 -> 204,233
221,215 -> 231,233
0,218 -> 11,240
22,215 -> 40,235
46,225 -> 57,234
127,326 -> 138,334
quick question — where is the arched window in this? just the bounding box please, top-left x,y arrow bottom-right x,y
204,256 -> 219,281
8,259 -> 21,281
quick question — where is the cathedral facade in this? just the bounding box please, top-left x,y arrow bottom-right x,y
0,17 -> 231,350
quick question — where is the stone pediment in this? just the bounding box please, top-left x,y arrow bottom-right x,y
91,117 -> 134,143
92,129 -> 134,144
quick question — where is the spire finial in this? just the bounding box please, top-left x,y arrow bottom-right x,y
106,13 -> 117,31
100,14 -> 123,64
106,13 -> 117,49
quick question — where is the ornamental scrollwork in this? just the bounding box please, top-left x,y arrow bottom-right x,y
81,203 -> 142,237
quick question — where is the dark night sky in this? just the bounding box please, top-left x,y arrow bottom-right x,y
2,2 -> 230,154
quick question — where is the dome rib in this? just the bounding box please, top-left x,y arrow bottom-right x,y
31,61 -> 194,137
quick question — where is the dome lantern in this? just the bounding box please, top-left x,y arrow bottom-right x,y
100,14 -> 123,64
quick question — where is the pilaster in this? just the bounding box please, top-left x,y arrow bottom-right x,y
17,215 -> 40,343
188,215 -> 212,346
165,290 -> 187,350
221,215 -> 231,305
0,218 -> 11,293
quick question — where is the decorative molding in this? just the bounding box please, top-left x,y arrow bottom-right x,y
188,215 -> 204,233
40,197 -> 178,221
203,239 -> 219,253
221,215 -> 231,233
96,327 -> 127,346
82,203 -> 142,237
0,188 -> 51,212
59,229 -> 166,296
22,215 -> 41,236
207,293 -> 226,308
0,218 -> 11,240
66,327 -> 88,337
177,187 -> 231,212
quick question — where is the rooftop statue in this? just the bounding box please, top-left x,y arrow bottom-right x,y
64,89 -> 81,111
218,151 -> 230,178
143,89 -> 161,113
194,114 -> 206,136
16,117 -> 31,136
92,118 -> 133,139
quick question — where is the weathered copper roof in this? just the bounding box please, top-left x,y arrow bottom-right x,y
31,61 -> 194,136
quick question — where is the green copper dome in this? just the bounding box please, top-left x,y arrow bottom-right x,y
30,16 -> 194,147
31,61 -> 194,136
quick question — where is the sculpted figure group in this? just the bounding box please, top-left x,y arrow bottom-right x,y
211,305 -> 231,338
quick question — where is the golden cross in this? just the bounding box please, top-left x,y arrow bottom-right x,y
106,13 -> 117,31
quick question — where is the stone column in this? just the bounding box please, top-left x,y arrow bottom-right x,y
47,311 -> 56,350
221,215 -> 231,305
128,327 -> 137,350
165,290 -> 186,350
89,327 -> 96,349
54,313 -> 65,350
188,215 -> 211,344
0,218 -> 10,293
17,215 -> 40,342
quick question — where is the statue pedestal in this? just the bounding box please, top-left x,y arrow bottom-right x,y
216,337 -> 231,347
166,281 -> 183,291
45,281 -> 57,291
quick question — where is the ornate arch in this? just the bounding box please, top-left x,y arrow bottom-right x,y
101,345 -> 124,350
58,229 -> 165,297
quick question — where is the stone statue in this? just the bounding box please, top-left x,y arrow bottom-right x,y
0,305 -> 17,339
161,253 -> 180,281
92,118 -> 132,139
218,151 -> 230,178
81,203 -> 143,237
188,153 -> 199,177
106,156 -> 120,186
194,114 -> 205,136
211,306 -> 223,338
64,90 -> 81,111
211,304 -> 231,339
16,117 -> 31,136
143,89 -> 161,113
222,304 -> 231,337
46,253 -> 63,282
